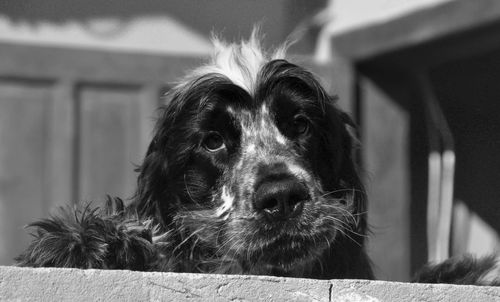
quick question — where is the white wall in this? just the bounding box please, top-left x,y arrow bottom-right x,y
315,0 -> 454,62
0,16 -> 212,55
0,0 -> 455,57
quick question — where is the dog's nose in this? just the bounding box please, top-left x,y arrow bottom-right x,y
254,177 -> 309,220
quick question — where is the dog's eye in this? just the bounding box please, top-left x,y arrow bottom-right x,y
293,115 -> 309,135
202,132 -> 225,152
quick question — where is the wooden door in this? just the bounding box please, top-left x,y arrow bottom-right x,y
0,43 -> 200,265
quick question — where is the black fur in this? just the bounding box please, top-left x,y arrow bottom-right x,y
16,197 -> 175,271
413,254 -> 500,286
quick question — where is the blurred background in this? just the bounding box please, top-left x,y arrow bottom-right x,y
0,0 -> 499,282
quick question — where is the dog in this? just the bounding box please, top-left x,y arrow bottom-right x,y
15,32 -> 500,285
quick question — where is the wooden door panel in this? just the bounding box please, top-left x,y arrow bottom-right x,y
0,80 -> 52,264
78,85 -> 142,205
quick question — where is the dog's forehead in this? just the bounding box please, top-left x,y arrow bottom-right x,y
227,103 -> 286,146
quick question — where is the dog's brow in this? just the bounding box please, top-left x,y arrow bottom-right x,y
260,104 -> 287,146
237,105 -> 287,147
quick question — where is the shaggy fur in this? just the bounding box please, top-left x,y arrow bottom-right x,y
16,197 -> 176,271
413,255 -> 500,286
16,33 -> 499,285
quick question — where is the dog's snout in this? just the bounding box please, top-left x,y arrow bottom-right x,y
254,177 -> 308,220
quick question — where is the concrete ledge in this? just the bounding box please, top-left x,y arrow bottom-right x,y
1,266 -> 499,301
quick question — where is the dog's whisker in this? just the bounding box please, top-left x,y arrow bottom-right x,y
183,174 -> 199,205
319,188 -> 366,198
173,227 -> 206,253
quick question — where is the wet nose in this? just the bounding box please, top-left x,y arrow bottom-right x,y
254,176 -> 309,220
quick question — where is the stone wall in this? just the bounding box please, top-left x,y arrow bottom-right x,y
1,266 -> 499,301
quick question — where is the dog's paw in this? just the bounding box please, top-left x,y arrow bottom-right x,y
16,198 -> 168,270
413,254 -> 500,286
16,205 -> 111,268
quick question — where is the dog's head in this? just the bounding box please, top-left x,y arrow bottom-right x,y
134,34 -> 371,278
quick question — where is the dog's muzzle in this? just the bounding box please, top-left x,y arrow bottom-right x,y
253,163 -> 310,220
254,175 -> 308,220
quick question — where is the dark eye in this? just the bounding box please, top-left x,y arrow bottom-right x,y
293,115 -> 309,135
202,132 -> 225,152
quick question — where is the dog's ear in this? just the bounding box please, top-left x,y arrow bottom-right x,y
133,83 -> 202,226
134,134 -> 168,225
133,104 -> 178,227
339,110 -> 361,149
324,99 -> 367,235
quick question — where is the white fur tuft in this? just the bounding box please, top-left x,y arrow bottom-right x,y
186,27 -> 290,94
216,186 -> 235,218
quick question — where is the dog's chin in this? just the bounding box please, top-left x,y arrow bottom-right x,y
247,251 -> 319,277
241,233 -> 333,275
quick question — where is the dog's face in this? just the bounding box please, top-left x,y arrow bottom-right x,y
135,36 -> 368,278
